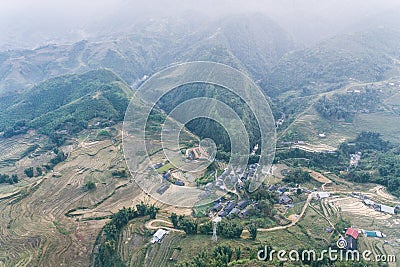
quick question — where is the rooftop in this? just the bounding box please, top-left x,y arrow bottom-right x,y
345,228 -> 359,240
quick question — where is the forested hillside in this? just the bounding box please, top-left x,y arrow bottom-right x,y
0,69 -> 132,144
263,28 -> 400,96
157,83 -> 262,154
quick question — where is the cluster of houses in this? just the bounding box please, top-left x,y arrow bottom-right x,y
186,146 -> 209,160
342,226 -> 387,251
356,193 -> 400,215
211,199 -> 253,219
349,152 -> 362,167
267,185 -> 295,205
269,184 -> 329,205
153,161 -> 186,188
215,165 -> 258,191
153,162 -> 164,169
210,182 -> 332,220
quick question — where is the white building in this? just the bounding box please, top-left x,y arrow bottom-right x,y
151,229 -> 168,244
315,192 -> 330,199
380,205 -> 395,215
363,199 -> 375,206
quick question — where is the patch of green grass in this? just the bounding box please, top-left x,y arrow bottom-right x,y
156,163 -> 174,173
53,221 -> 71,235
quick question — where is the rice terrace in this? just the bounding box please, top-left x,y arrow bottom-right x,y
0,1 -> 400,266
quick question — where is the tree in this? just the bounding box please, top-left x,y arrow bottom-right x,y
170,214 -> 198,234
50,151 -> 67,165
11,174 -> 18,184
84,181 -> 96,191
170,213 -> 178,228
148,205 -> 159,219
283,168 -> 311,183
36,167 -> 43,176
24,167 -> 34,178
235,247 -> 241,260
199,221 -> 213,234
259,200 -> 272,217
247,223 -> 257,240
214,245 -> 233,265
0,174 -> 18,184
218,221 -> 243,238
136,202 -> 148,216
180,217 -> 198,235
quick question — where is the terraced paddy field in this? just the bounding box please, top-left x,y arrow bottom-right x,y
281,79 -> 400,148
0,124 -> 398,266
0,125 -> 199,266
114,198 -> 342,266
329,196 -> 399,262
0,132 -> 50,173
0,133 -> 148,266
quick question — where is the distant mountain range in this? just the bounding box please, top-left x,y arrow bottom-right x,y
0,14 -> 295,96
263,27 -> 400,96
1,13 -> 400,102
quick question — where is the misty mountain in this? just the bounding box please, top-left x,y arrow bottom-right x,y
263,27 -> 400,96
177,14 -> 296,80
0,13 -> 296,95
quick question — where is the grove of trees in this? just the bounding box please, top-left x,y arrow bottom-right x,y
0,174 -> 18,184
96,203 -> 159,267
315,89 -> 380,122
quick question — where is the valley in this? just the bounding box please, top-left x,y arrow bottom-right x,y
0,4 -> 399,266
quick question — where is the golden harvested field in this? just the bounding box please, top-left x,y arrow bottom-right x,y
0,133 -> 142,266
0,126 -> 196,266
308,169 -> 332,184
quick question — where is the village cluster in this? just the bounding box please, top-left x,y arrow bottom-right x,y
352,192 -> 400,215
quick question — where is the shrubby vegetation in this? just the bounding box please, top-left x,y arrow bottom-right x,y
111,169 -> 128,178
49,151 -> 67,166
170,213 -> 244,238
315,89 -> 380,122
247,223 -> 257,240
24,167 -> 34,178
217,220 -> 244,239
0,173 -> 18,184
341,131 -> 392,153
2,120 -> 28,138
84,181 -> 96,191
282,168 -> 312,184
176,245 -> 240,267
170,213 -> 198,235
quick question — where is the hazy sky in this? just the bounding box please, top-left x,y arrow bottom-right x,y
1,0 -> 399,16
0,0 -> 399,49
